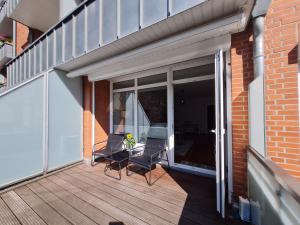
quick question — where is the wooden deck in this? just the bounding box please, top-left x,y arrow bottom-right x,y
0,162 -> 244,225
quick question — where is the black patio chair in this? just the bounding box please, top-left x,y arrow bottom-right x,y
91,134 -> 124,166
126,138 -> 170,185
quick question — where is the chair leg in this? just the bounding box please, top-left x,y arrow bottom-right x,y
146,168 -> 152,186
104,161 -> 109,173
166,151 -> 170,169
91,155 -> 94,167
126,164 -> 130,176
118,163 -> 122,180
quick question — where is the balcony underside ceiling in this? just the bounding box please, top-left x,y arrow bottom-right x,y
0,17 -> 13,36
62,0 -> 254,79
9,0 -> 60,32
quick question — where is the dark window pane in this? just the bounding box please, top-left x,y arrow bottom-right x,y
113,79 -> 134,90
173,63 -> 214,80
138,73 -> 167,86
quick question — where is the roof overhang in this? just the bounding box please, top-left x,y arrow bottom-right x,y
59,0 -> 254,80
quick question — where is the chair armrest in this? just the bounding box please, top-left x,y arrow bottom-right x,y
130,144 -> 145,151
92,140 -> 108,151
150,149 -> 165,164
128,144 -> 145,158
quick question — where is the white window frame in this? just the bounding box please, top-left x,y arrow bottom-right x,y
108,55 -> 230,179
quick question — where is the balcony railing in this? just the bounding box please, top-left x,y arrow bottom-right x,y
0,0 -> 7,23
247,146 -> 300,225
6,0 -> 19,17
4,0 -> 253,92
5,0 -> 210,89
0,43 -> 12,65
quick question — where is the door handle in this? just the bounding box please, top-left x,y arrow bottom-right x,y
210,129 -> 216,133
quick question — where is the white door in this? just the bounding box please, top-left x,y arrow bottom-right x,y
215,49 -> 226,217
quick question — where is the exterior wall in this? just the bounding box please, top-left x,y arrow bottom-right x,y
83,78 -> 110,161
94,80 -> 110,144
264,0 -> 300,179
230,25 -> 254,198
15,21 -> 43,55
83,77 -> 93,161
15,22 -> 29,55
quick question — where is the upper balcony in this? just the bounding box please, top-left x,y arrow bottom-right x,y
7,0 -> 60,32
0,42 -> 12,67
0,0 -> 13,36
5,0 -> 254,90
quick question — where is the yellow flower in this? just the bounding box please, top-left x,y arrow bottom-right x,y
127,133 -> 133,139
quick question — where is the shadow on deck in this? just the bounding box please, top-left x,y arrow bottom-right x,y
0,162 -> 246,225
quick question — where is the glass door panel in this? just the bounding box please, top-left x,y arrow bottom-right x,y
137,86 -> 167,143
113,91 -> 135,135
174,79 -> 215,170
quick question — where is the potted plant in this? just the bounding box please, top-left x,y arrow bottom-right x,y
124,133 -> 136,149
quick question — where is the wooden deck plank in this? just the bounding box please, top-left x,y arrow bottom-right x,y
38,178 -> 119,225
71,166 -> 186,206
76,163 -> 219,215
14,186 -> 72,225
60,170 -> 200,225
0,197 -> 21,225
72,165 -> 209,207
0,163 -> 244,225
1,191 -> 46,225
64,167 -> 223,225
44,175 -> 149,225
26,182 -> 98,225
53,173 -> 175,225
72,167 -> 189,207
79,163 -> 187,194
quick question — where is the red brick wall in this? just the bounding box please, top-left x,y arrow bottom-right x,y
83,78 -> 110,161
94,80 -> 110,144
230,25 -> 254,198
15,21 -> 43,55
264,0 -> 300,178
15,22 -> 29,55
83,77 -> 93,161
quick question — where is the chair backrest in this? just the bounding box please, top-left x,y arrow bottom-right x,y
107,134 -> 124,154
144,138 -> 166,156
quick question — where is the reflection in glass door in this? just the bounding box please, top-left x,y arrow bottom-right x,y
137,86 -> 168,143
113,91 -> 135,135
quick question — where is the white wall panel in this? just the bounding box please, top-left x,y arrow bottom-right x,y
101,0 -> 117,45
141,0 -> 167,28
75,10 -> 85,56
249,76 -> 265,156
87,0 -> 100,51
119,0 -> 139,38
0,77 -> 44,188
55,26 -> 63,64
170,0 -> 205,15
64,18 -> 73,61
47,70 -> 82,171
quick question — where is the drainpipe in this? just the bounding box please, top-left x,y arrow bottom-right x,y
248,14 -> 267,155
253,16 -> 265,79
